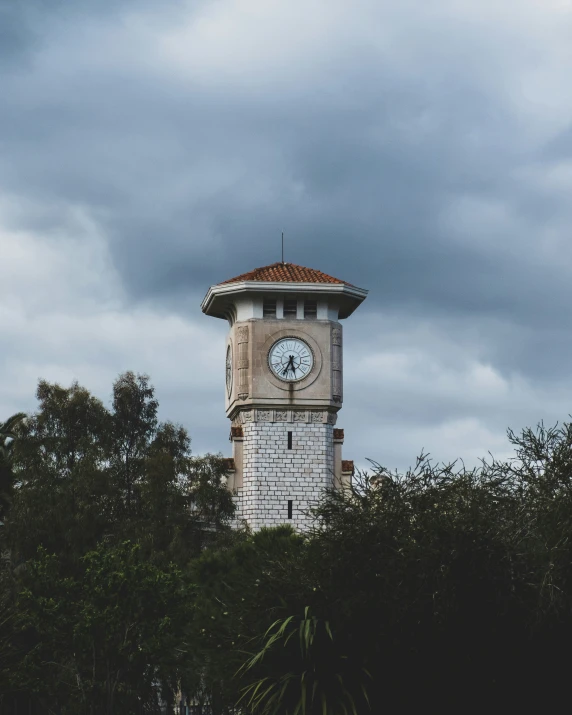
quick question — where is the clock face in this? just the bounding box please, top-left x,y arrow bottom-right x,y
268,338 -> 314,381
226,344 -> 233,396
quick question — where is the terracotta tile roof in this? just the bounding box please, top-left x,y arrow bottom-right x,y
220,262 -> 354,286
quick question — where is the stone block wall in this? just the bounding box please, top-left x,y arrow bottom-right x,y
235,420 -> 335,531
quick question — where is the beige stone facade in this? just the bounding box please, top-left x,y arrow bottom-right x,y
226,318 -> 342,418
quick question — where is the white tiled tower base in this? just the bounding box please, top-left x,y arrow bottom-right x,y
235,421 -> 335,531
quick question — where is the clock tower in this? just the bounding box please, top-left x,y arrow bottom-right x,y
201,262 -> 367,531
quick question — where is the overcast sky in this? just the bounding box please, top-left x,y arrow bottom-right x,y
1,0 -> 572,472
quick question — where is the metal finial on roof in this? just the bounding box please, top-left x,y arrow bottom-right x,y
281,231 -> 284,264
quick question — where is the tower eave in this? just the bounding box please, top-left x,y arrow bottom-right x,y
201,281 -> 368,320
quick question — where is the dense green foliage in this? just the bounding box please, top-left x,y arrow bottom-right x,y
184,526 -> 306,712
7,374 -> 235,567
13,542 -> 189,714
186,423 -> 572,714
4,371 -> 572,713
0,373 -> 236,713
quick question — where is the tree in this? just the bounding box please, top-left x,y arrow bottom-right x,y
0,412 -> 27,699
6,373 -> 235,566
13,540 -> 191,714
11,368 -> 572,713
189,420 -> 572,714
6,380 -> 112,564
2,372 -> 236,712
301,460 -> 526,712
0,412 -> 27,524
110,372 -> 158,516
183,526 -> 305,713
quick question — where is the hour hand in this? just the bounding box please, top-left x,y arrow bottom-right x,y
283,358 -> 295,377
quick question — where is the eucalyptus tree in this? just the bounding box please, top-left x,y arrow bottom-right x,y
5,372 -> 235,566
2,372 -> 235,713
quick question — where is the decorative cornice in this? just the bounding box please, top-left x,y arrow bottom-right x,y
236,409 -> 337,425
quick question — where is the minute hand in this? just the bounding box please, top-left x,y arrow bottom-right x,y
283,356 -> 295,377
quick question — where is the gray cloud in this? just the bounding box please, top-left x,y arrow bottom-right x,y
1,0 -> 572,469
0,0 -> 141,65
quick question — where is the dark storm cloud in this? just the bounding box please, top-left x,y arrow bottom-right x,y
0,0 -> 133,65
0,47 -> 537,288
2,0 -> 572,468
0,59 -> 518,301
0,1 -> 36,65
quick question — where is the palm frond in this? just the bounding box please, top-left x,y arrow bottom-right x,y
0,412 -> 27,438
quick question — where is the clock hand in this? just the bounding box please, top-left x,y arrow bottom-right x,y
282,356 -> 295,377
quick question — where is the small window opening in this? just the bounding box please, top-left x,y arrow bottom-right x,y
288,500 -> 293,519
284,299 -> 297,318
304,300 -> 317,319
263,299 -> 277,318
287,431 -> 292,449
